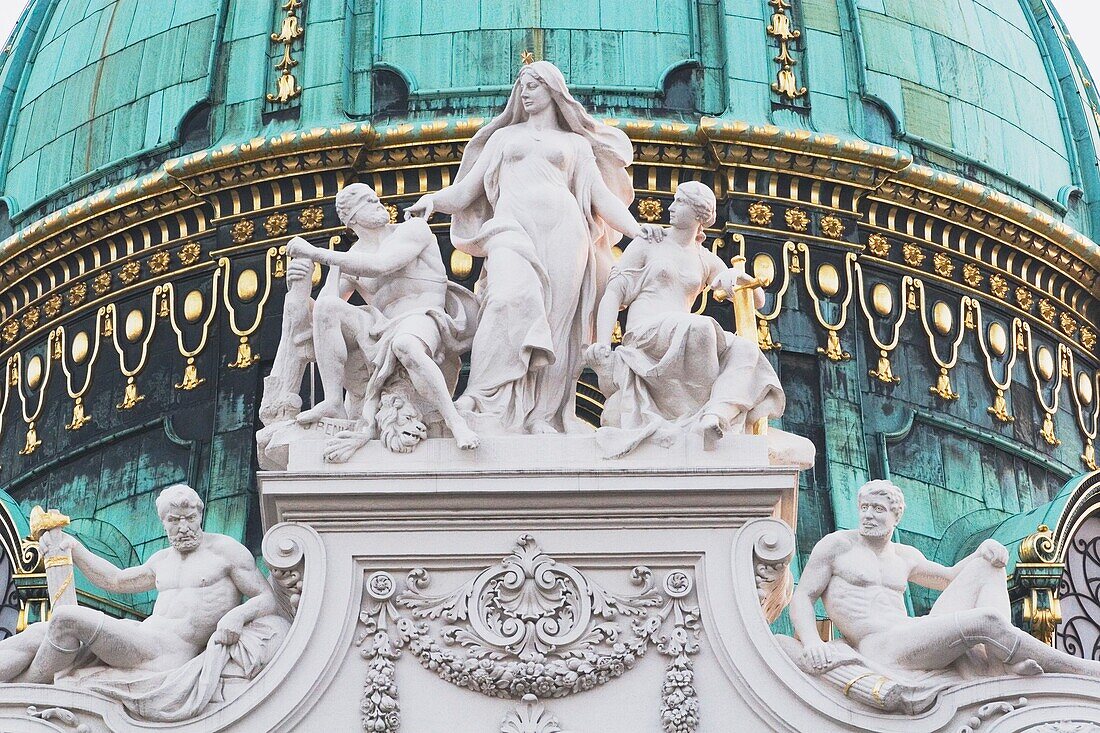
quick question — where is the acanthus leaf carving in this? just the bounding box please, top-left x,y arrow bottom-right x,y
360,536 -> 702,730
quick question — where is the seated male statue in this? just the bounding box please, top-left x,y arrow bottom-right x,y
789,480 -> 1100,682
262,182 -> 478,458
0,484 -> 278,685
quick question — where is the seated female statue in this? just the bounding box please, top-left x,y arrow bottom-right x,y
586,182 -> 785,458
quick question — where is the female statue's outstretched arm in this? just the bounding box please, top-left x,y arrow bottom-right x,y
589,169 -> 652,240
406,131 -> 503,219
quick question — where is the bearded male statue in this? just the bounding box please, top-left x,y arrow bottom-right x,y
783,480 -> 1100,711
0,485 -> 289,722
259,182 -> 479,461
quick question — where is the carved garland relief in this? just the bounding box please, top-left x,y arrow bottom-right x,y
357,536 -> 701,733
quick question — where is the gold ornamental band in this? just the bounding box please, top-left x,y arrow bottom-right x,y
50,572 -> 73,607
44,555 -> 73,569
842,671 -> 875,697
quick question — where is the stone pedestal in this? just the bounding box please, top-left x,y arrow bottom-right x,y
2,435 -> 1100,731
254,433 -> 798,732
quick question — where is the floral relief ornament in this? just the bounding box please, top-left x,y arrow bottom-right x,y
784,208 -> 810,232
962,263 -> 983,288
21,308 -> 39,331
118,261 -> 142,285
264,213 -> 289,238
43,296 -> 62,319
178,242 -> 202,265
932,252 -> 953,277
230,220 -> 255,244
902,243 -> 925,267
637,198 -> 664,224
149,251 -> 171,274
357,536 -> 703,733
67,283 -> 87,306
1038,298 -> 1057,323
820,215 -> 844,239
92,272 -> 112,295
299,206 -> 325,230
866,233 -> 890,257
989,273 -> 1008,299
747,202 -> 773,227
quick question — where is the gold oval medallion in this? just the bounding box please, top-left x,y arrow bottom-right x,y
125,309 -> 144,343
311,262 -> 323,286
450,250 -> 474,279
817,263 -> 840,297
871,283 -> 892,317
1037,346 -> 1054,381
932,301 -> 953,335
26,355 -> 42,390
71,331 -> 90,364
753,253 -> 775,287
1079,371 -> 1095,406
183,290 -> 204,323
236,269 -> 259,302
987,322 -> 1007,356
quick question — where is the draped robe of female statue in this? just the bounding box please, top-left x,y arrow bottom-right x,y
417,61 -> 635,434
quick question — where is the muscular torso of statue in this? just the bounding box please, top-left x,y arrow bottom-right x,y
147,533 -> 249,653
819,531 -> 915,651
345,221 -> 448,315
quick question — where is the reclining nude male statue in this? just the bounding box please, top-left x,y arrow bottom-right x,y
0,485 -> 291,722
259,182 -> 479,460
783,480 -> 1100,712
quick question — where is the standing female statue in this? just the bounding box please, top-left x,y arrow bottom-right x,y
406,61 -> 660,434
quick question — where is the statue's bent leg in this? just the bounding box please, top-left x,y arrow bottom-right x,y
953,608 -> 1100,677
0,622 -> 48,682
390,331 -> 479,450
929,555 -> 1011,620
298,298 -> 366,424
26,607 -> 173,681
865,615 -> 978,672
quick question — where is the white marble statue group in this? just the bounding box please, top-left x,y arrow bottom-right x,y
258,60 -> 785,462
7,61 -> 1099,730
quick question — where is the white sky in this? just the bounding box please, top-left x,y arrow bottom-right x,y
0,1 -> 1098,108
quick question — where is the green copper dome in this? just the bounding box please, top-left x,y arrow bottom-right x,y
1,0 -> 1098,238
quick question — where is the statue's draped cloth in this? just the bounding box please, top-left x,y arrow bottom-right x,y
596,265 -> 785,457
63,615 -> 290,723
449,61 -> 633,432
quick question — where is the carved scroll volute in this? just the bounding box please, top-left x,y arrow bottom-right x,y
753,521 -> 796,624
261,522 -> 315,619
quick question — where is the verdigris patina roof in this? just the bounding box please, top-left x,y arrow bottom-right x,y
1,0 -> 1098,238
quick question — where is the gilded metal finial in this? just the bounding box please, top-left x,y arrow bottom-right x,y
29,506 -> 70,541
520,50 -> 535,65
